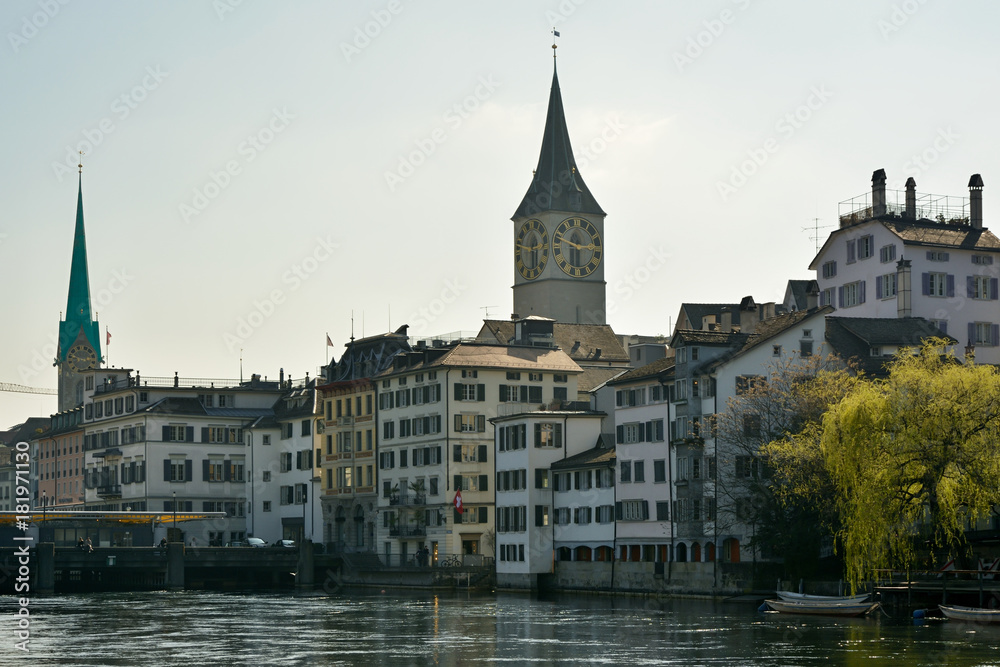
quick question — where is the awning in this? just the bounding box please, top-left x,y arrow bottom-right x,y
0,511 -> 227,526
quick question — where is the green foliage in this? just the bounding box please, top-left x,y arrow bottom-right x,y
820,339 -> 1000,589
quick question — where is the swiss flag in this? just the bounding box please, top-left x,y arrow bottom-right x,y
106,329 -> 111,345
454,490 -> 463,514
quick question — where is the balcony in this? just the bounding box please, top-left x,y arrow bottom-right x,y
838,189 -> 970,227
337,416 -> 354,426
389,493 -> 427,507
388,525 -> 426,537
96,484 -> 122,499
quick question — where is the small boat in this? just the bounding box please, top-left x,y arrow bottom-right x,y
939,604 -> 1000,624
765,599 -> 879,617
776,591 -> 871,604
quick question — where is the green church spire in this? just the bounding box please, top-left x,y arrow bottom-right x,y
58,173 -> 101,362
512,52 -> 605,220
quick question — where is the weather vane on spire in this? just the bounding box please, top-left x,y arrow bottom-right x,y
78,150 -> 85,174
552,27 -> 560,57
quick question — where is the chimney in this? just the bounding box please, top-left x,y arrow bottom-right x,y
970,174 -> 984,228
896,258 -> 912,318
279,368 -> 285,385
806,281 -> 820,310
720,308 -> 733,332
905,177 -> 916,219
738,296 -> 758,334
872,169 -> 887,217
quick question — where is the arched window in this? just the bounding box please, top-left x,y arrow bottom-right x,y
706,542 -> 716,562
676,542 -> 688,562
575,546 -> 592,562
556,546 -> 572,561
722,538 -> 740,563
691,542 -> 701,563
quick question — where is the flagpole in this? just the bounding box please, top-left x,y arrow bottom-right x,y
105,325 -> 110,367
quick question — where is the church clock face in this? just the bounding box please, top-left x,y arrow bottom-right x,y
67,344 -> 97,372
515,218 -> 549,280
553,217 -> 602,277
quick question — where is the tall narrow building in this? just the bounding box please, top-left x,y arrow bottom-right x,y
57,172 -> 102,412
512,48 -> 607,325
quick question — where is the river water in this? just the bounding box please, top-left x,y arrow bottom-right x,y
4,590 -> 999,666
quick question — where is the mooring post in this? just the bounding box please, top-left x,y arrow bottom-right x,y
166,542 -> 185,590
296,542 -> 315,590
36,542 -> 55,594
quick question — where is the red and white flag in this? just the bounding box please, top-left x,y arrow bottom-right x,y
106,329 -> 112,345
326,334 -> 334,347
454,490 -> 463,514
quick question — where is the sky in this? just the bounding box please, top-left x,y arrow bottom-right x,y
2,0 -> 999,429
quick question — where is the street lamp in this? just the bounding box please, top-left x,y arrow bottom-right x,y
172,491 -> 177,541
41,490 -> 46,525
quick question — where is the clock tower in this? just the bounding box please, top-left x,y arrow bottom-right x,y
511,48 -> 607,325
57,171 -> 102,412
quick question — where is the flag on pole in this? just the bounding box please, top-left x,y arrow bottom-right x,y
326,334 -> 334,347
454,490 -> 463,514
106,329 -> 111,345
553,29 -> 560,37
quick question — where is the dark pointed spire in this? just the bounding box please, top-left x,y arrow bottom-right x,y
58,172 -> 102,362
513,57 -> 605,220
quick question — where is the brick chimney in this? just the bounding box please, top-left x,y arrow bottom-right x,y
969,174 -> 984,228
905,177 -> 916,219
872,169 -> 887,217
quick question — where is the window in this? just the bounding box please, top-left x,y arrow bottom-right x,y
619,500 -> 649,521
880,244 -> 896,263
877,273 -> 897,299
772,345 -> 781,357
615,388 -> 647,407
574,507 -> 592,525
930,319 -> 948,335
927,251 -> 950,262
924,272 -> 952,297
165,425 -> 187,442
206,460 -> 224,482
857,234 -> 873,260
455,414 -> 486,433
535,470 -> 549,489
534,423 -> 563,448
262,501 -> 271,512
301,419 -> 311,436
553,373 -> 567,383
262,434 -> 271,446
262,471 -> 271,482
461,370 -> 477,378
800,340 -> 813,357
972,254 -> 994,265
969,275 -> 998,300
620,461 -> 631,483
506,372 -> 521,380
280,453 -> 292,472
456,383 -> 484,401
168,459 -> 186,482
821,261 -> 837,279
535,505 -> 549,527
971,322 -> 1000,347
735,375 -> 762,395
633,461 -> 645,483
820,288 -> 834,307
654,460 -> 666,483
840,280 -> 865,307
656,501 -> 669,521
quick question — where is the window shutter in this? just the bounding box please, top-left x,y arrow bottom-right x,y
968,276 -> 975,298
477,384 -> 485,402
518,386 -> 528,403
993,324 -> 1000,347
644,422 -> 652,442
859,280 -> 866,304
478,444 -> 488,462
992,278 -> 999,300
534,423 -> 542,447
499,385 -> 508,402
838,286 -> 844,307
201,427 -> 209,442
946,274 -> 955,297
454,474 -> 461,491
454,415 -> 462,432
479,507 -> 488,523
922,272 -> 930,295
185,427 -> 194,442
616,425 -> 624,444
529,386 -> 542,403
129,461 -> 136,482
479,474 -> 488,491
185,459 -> 192,481
535,469 -> 544,488
453,445 -> 461,462
876,275 -> 883,299
846,240 -> 856,263
203,459 -> 210,481
615,502 -> 623,521
454,508 -> 462,523
476,415 -> 486,432
969,322 -> 976,346
938,321 -> 947,335
642,501 -> 650,520
163,459 -> 171,481
454,384 -> 463,401
162,426 -> 170,442
535,505 -> 544,527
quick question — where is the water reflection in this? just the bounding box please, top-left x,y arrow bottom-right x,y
6,590 -> 1000,666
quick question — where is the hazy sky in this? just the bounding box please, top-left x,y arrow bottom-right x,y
3,0 -> 999,429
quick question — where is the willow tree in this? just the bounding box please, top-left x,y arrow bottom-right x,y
821,339 -> 1000,588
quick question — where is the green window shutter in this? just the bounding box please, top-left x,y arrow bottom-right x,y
453,445 -> 462,462
162,426 -> 170,442
454,474 -> 461,491
203,459 -> 210,481
479,474 -> 488,491
476,415 -> 486,432
478,444 -> 488,462
163,459 -> 170,481
185,427 -> 194,442
201,427 -> 209,442
479,506 -> 488,523
477,384 -> 485,402
499,385 -> 509,402
454,415 -> 462,432
454,384 -> 463,401
185,459 -> 193,481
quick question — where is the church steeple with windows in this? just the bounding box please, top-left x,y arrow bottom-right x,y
511,45 -> 608,325
57,169 -> 102,411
